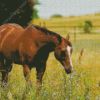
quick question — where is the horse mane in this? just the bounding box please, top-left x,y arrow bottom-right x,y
28,24 -> 72,47
28,24 -> 62,45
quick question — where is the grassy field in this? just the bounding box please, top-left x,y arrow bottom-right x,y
30,14 -> 100,32
0,33 -> 100,100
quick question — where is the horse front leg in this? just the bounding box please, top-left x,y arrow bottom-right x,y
22,64 -> 31,100
23,64 -> 32,86
36,63 -> 46,95
1,59 -> 12,88
1,71 -> 8,88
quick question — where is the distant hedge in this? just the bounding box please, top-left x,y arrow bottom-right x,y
51,14 -> 63,18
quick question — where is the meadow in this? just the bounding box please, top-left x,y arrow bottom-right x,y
31,14 -> 100,32
0,32 -> 100,100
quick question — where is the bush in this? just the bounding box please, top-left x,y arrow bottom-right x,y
78,20 -> 93,33
51,14 -> 63,18
84,20 -> 93,33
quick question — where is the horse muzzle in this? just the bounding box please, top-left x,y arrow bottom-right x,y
65,67 -> 73,74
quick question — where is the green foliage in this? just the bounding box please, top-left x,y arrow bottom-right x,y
34,0 -> 40,5
0,0 -> 40,27
78,20 -> 93,33
32,0 -> 40,19
32,7 -> 39,19
84,20 -> 93,33
78,22 -> 83,28
0,0 -> 36,27
51,14 -> 63,18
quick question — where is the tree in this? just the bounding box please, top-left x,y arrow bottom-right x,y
84,20 -> 93,33
0,0 -> 39,27
78,20 -> 93,33
51,14 -> 63,18
32,7 -> 39,19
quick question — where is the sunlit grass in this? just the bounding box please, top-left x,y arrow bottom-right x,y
31,14 -> 100,32
0,34 -> 100,99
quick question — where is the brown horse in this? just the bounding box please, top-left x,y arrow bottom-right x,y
0,23 -> 73,88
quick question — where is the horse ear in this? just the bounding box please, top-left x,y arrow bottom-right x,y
66,34 -> 70,40
61,38 -> 66,51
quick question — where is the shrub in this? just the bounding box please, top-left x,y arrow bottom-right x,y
84,20 -> 93,33
51,14 -> 63,18
78,20 -> 93,33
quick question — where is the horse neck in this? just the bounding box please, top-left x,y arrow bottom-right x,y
39,34 -> 60,52
26,26 -> 61,52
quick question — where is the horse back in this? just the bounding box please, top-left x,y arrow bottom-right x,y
0,24 -> 23,46
0,24 -> 52,63
0,25 -> 39,62
0,24 -> 24,59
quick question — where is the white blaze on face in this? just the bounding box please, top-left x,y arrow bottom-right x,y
66,46 -> 73,70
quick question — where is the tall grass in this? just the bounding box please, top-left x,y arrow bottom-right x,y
0,34 -> 100,100
31,14 -> 100,32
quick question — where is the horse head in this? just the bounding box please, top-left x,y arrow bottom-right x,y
54,34 -> 73,74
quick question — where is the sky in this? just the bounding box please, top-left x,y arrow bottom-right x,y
34,0 -> 100,18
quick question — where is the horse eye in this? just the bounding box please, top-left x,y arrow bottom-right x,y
58,47 -> 61,50
61,51 -> 66,56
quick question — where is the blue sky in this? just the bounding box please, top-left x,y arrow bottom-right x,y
35,0 -> 100,18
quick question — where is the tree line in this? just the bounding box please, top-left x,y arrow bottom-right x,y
0,0 -> 39,27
